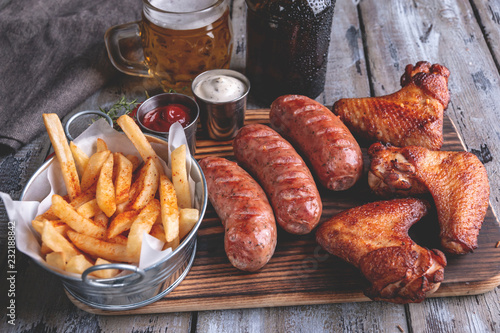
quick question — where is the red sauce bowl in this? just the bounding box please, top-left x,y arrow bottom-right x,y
136,93 -> 199,154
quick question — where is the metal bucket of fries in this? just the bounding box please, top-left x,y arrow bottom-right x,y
19,114 -> 208,311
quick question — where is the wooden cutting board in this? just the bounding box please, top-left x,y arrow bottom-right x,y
70,109 -> 500,315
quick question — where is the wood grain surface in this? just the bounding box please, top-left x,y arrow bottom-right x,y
67,110 -> 500,316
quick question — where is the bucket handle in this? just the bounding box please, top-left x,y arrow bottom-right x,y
64,110 -> 114,141
82,263 -> 146,288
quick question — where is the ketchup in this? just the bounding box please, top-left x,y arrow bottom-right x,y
141,104 -> 191,132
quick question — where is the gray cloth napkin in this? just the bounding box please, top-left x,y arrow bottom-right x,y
0,0 -> 142,154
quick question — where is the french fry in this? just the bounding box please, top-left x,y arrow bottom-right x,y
46,252 -> 66,270
94,211 -> 109,229
179,208 -> 199,240
92,258 -> 119,279
107,210 -> 139,239
43,113 -> 81,200
117,114 -> 164,175
69,141 -> 89,177
96,138 -> 108,152
51,194 -> 106,238
41,221 -> 80,259
32,217 -> 49,234
159,174 -> 179,242
32,219 -> 70,236
68,231 -> 134,263
171,145 -> 191,209
127,199 -> 161,262
115,200 -> 131,215
126,154 -> 141,172
113,153 -> 133,204
107,234 -> 128,245
127,162 -> 147,204
36,208 -> 60,221
96,153 -> 116,217
154,213 -> 162,225
40,243 -> 53,256
69,183 -> 97,209
163,236 -> 179,251
80,150 -> 111,191
66,254 -> 93,275
76,198 -> 101,219
150,224 -> 166,242
130,157 -> 159,211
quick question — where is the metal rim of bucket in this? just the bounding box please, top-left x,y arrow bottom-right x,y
82,263 -> 147,288
64,110 -> 114,141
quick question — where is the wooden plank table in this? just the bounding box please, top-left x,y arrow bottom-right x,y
1,0 -> 499,332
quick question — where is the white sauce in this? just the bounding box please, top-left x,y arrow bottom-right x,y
194,75 -> 247,103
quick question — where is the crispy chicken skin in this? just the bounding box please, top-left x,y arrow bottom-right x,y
333,61 -> 450,150
368,143 -> 428,198
316,198 -> 447,303
368,143 -> 490,254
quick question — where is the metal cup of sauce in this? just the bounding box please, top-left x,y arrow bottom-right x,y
136,93 -> 199,154
192,69 -> 250,140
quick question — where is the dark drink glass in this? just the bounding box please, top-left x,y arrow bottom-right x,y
245,0 -> 335,104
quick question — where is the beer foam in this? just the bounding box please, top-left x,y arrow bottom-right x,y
145,0 -> 226,30
150,0 -> 216,12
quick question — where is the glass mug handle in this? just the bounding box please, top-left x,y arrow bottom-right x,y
104,22 -> 151,77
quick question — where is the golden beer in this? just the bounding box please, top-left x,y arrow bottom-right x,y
140,5 -> 233,93
105,0 -> 233,94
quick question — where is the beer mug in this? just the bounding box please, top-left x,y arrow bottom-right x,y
105,0 -> 233,94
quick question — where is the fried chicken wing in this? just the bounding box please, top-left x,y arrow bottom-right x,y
333,61 -> 450,150
367,143 -> 428,198
368,143 -> 490,254
316,198 -> 447,303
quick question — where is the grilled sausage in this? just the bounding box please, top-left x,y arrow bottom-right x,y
270,95 -> 363,191
199,156 -> 277,271
233,124 -> 322,234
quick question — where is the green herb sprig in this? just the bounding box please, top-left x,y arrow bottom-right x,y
99,96 -> 140,129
